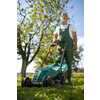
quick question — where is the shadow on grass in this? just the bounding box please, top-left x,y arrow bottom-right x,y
17,83 -> 84,100
72,76 -> 84,78
17,73 -> 84,100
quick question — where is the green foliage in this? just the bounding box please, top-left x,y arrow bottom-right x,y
17,73 -> 84,100
72,46 -> 84,72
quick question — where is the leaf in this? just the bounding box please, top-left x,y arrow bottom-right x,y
31,9 -> 34,12
29,4 -> 33,7
71,5 -> 74,9
21,8 -> 24,12
35,3 -> 38,6
27,12 -> 31,14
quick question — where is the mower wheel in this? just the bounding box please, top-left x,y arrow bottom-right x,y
58,74 -> 63,85
25,77 -> 32,87
21,77 -> 31,87
46,76 -> 55,87
43,79 -> 47,87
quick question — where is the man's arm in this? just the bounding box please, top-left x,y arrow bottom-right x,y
72,31 -> 77,50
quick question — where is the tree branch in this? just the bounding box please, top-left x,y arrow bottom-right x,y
27,20 -> 50,65
26,34 -> 33,60
17,0 -> 32,26
17,27 -> 26,58
27,32 -> 43,65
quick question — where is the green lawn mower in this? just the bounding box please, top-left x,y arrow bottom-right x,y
21,41 -> 68,87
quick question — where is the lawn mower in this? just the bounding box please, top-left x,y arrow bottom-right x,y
21,41 -> 68,87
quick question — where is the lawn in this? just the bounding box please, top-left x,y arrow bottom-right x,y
17,73 -> 84,100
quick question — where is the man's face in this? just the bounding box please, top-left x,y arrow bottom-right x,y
60,13 -> 68,23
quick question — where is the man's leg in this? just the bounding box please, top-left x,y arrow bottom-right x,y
65,51 -> 73,81
54,48 -> 63,64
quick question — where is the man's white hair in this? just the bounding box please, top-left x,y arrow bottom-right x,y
61,13 -> 68,17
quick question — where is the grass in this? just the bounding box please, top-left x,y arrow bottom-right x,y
17,73 -> 84,100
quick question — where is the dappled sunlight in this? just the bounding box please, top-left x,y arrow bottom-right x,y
17,73 -> 84,100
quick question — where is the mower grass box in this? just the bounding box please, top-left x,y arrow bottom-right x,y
32,63 -> 67,83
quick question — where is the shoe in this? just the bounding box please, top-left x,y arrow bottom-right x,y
67,77 -> 71,82
66,78 -> 71,83
66,80 -> 71,83
53,63 -> 58,66
66,79 -> 72,85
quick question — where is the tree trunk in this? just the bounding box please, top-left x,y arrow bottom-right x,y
21,59 -> 27,77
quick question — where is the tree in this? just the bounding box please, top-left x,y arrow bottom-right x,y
17,0 -> 71,77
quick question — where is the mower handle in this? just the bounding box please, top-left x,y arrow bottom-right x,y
59,40 -> 67,42
51,40 -> 67,47
51,43 -> 56,47
41,40 -> 67,67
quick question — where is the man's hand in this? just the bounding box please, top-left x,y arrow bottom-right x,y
53,34 -> 59,43
72,45 -> 77,50
72,31 -> 77,50
53,39 -> 59,43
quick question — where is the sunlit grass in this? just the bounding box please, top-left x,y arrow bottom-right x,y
17,73 -> 84,100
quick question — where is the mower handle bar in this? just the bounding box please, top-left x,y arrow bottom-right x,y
59,40 -> 67,42
51,40 -> 67,47
41,40 -> 67,67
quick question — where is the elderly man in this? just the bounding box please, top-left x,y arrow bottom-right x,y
53,13 -> 77,82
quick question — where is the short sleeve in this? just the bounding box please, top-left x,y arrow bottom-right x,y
71,24 -> 76,32
69,24 -> 76,39
53,26 -> 60,35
